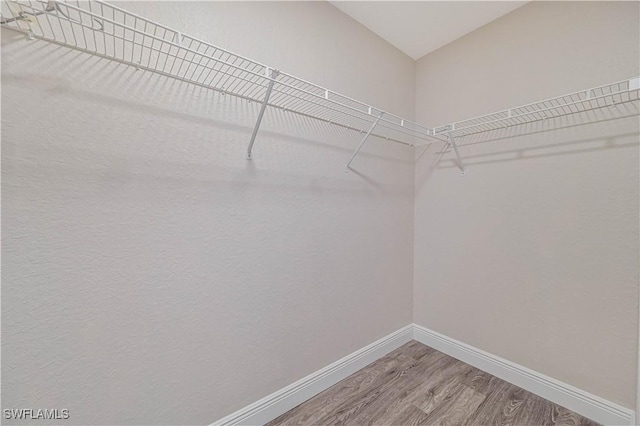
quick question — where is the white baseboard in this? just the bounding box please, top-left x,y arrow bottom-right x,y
211,323 -> 634,426
210,324 -> 413,426
412,324 -> 635,426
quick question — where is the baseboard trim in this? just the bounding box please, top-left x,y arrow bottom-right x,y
210,324 -> 413,426
211,323 -> 634,426
412,324 -> 635,426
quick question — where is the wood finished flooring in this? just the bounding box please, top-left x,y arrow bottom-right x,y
267,341 -> 599,426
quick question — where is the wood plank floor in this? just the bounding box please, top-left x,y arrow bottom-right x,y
267,341 -> 600,426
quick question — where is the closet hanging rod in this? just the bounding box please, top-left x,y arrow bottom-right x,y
1,0 -> 433,153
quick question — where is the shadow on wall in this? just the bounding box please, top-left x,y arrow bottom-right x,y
415,101 -> 640,191
1,37 -> 418,212
1,33 -> 413,183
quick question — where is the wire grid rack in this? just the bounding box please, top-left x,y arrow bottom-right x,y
433,78 -> 640,138
3,0 -> 639,150
0,0 -> 435,147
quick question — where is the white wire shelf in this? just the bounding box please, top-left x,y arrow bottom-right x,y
433,77 -> 640,138
0,0 -> 435,152
2,0 -> 639,170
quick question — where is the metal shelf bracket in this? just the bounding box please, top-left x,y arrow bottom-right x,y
447,131 -> 465,175
345,113 -> 383,171
246,67 -> 280,160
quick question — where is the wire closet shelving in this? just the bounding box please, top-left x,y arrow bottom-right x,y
434,79 -> 640,138
2,0 -> 639,172
0,0 -> 438,170
433,77 -> 640,173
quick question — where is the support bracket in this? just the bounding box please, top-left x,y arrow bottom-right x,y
447,131 -> 465,175
246,68 -> 280,160
345,113 -> 383,171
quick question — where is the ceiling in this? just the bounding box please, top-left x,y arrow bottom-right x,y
331,1 -> 528,60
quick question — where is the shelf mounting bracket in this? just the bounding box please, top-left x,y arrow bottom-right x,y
247,68 -> 280,160
447,131 -> 465,175
345,113 -> 383,171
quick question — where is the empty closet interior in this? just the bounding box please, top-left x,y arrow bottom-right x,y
2,1 -> 639,425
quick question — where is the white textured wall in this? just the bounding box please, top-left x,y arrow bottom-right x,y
414,1 -> 639,409
1,2 -> 415,424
